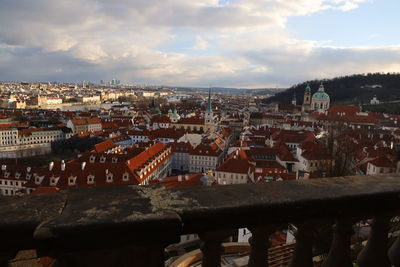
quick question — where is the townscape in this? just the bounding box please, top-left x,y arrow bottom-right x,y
2,0 -> 400,265
0,80 -> 399,266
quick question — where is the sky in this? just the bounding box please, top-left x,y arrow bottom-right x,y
0,0 -> 399,88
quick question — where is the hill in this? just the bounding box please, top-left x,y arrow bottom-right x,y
263,73 -> 400,105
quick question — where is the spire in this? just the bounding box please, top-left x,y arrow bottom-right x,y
206,87 -> 212,113
292,89 -> 297,105
305,84 -> 311,92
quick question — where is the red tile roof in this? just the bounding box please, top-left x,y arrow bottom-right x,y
216,158 -> 251,174
93,140 -> 117,153
150,173 -> 204,188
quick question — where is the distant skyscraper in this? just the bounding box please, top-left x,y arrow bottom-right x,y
110,79 -> 120,86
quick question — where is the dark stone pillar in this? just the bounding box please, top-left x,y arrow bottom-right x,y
43,245 -> 166,267
288,223 -> 315,267
357,216 -> 391,267
247,226 -> 275,267
0,251 -> 17,267
322,219 -> 354,267
199,230 -> 234,267
389,234 -> 400,267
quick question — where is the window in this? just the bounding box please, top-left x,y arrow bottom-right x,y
100,156 -> 106,163
122,172 -> 129,181
68,176 -> 77,186
87,175 -> 95,184
50,177 -> 59,186
106,173 -> 114,183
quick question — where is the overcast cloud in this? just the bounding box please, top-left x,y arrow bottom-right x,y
0,0 -> 399,87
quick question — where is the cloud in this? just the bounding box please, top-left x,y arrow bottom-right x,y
1,0 -> 398,88
192,36 -> 209,50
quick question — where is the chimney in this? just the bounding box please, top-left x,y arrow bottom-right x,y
49,161 -> 54,171
27,167 -> 31,172
1,165 -> 6,171
178,175 -> 182,182
185,175 -> 189,181
81,161 -> 86,170
106,169 -> 109,175
61,160 -> 66,171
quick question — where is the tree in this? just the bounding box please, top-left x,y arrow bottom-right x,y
315,122 -> 359,178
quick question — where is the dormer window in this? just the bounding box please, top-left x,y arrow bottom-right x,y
68,176 -> 77,186
4,172 -> 10,178
26,173 -> 32,180
100,156 -> 106,163
35,176 -> 44,185
87,175 -> 95,184
15,172 -> 21,179
89,155 -> 96,163
122,172 -> 129,182
112,157 -> 118,163
50,176 -> 60,186
106,172 -> 113,183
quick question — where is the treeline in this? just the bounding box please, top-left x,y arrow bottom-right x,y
263,73 -> 400,105
52,136 -> 103,154
362,102 -> 400,115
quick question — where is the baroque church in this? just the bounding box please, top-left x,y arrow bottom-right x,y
302,83 -> 330,112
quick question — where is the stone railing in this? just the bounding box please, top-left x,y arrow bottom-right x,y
1,174 -> 400,266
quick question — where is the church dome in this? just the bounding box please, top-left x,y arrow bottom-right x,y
312,84 -> 329,100
171,112 -> 180,118
312,91 -> 330,99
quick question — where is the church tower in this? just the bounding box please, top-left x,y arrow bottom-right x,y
204,88 -> 214,131
302,84 -> 312,112
292,90 -> 297,105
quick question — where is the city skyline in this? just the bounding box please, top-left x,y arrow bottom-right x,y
1,0 -> 400,88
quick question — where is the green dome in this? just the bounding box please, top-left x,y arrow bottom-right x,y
312,91 -> 330,99
171,112 -> 180,118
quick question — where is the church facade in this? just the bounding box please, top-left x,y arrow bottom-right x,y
302,84 -> 330,112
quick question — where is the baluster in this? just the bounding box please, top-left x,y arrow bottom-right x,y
43,245 -> 167,267
357,216 -> 391,267
288,223 -> 315,267
0,251 -> 17,267
199,230 -> 234,267
247,226 -> 275,267
389,234 -> 400,267
322,218 -> 354,267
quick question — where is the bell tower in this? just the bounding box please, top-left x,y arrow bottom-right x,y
302,84 -> 312,112
292,90 -> 297,105
204,88 -> 214,130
